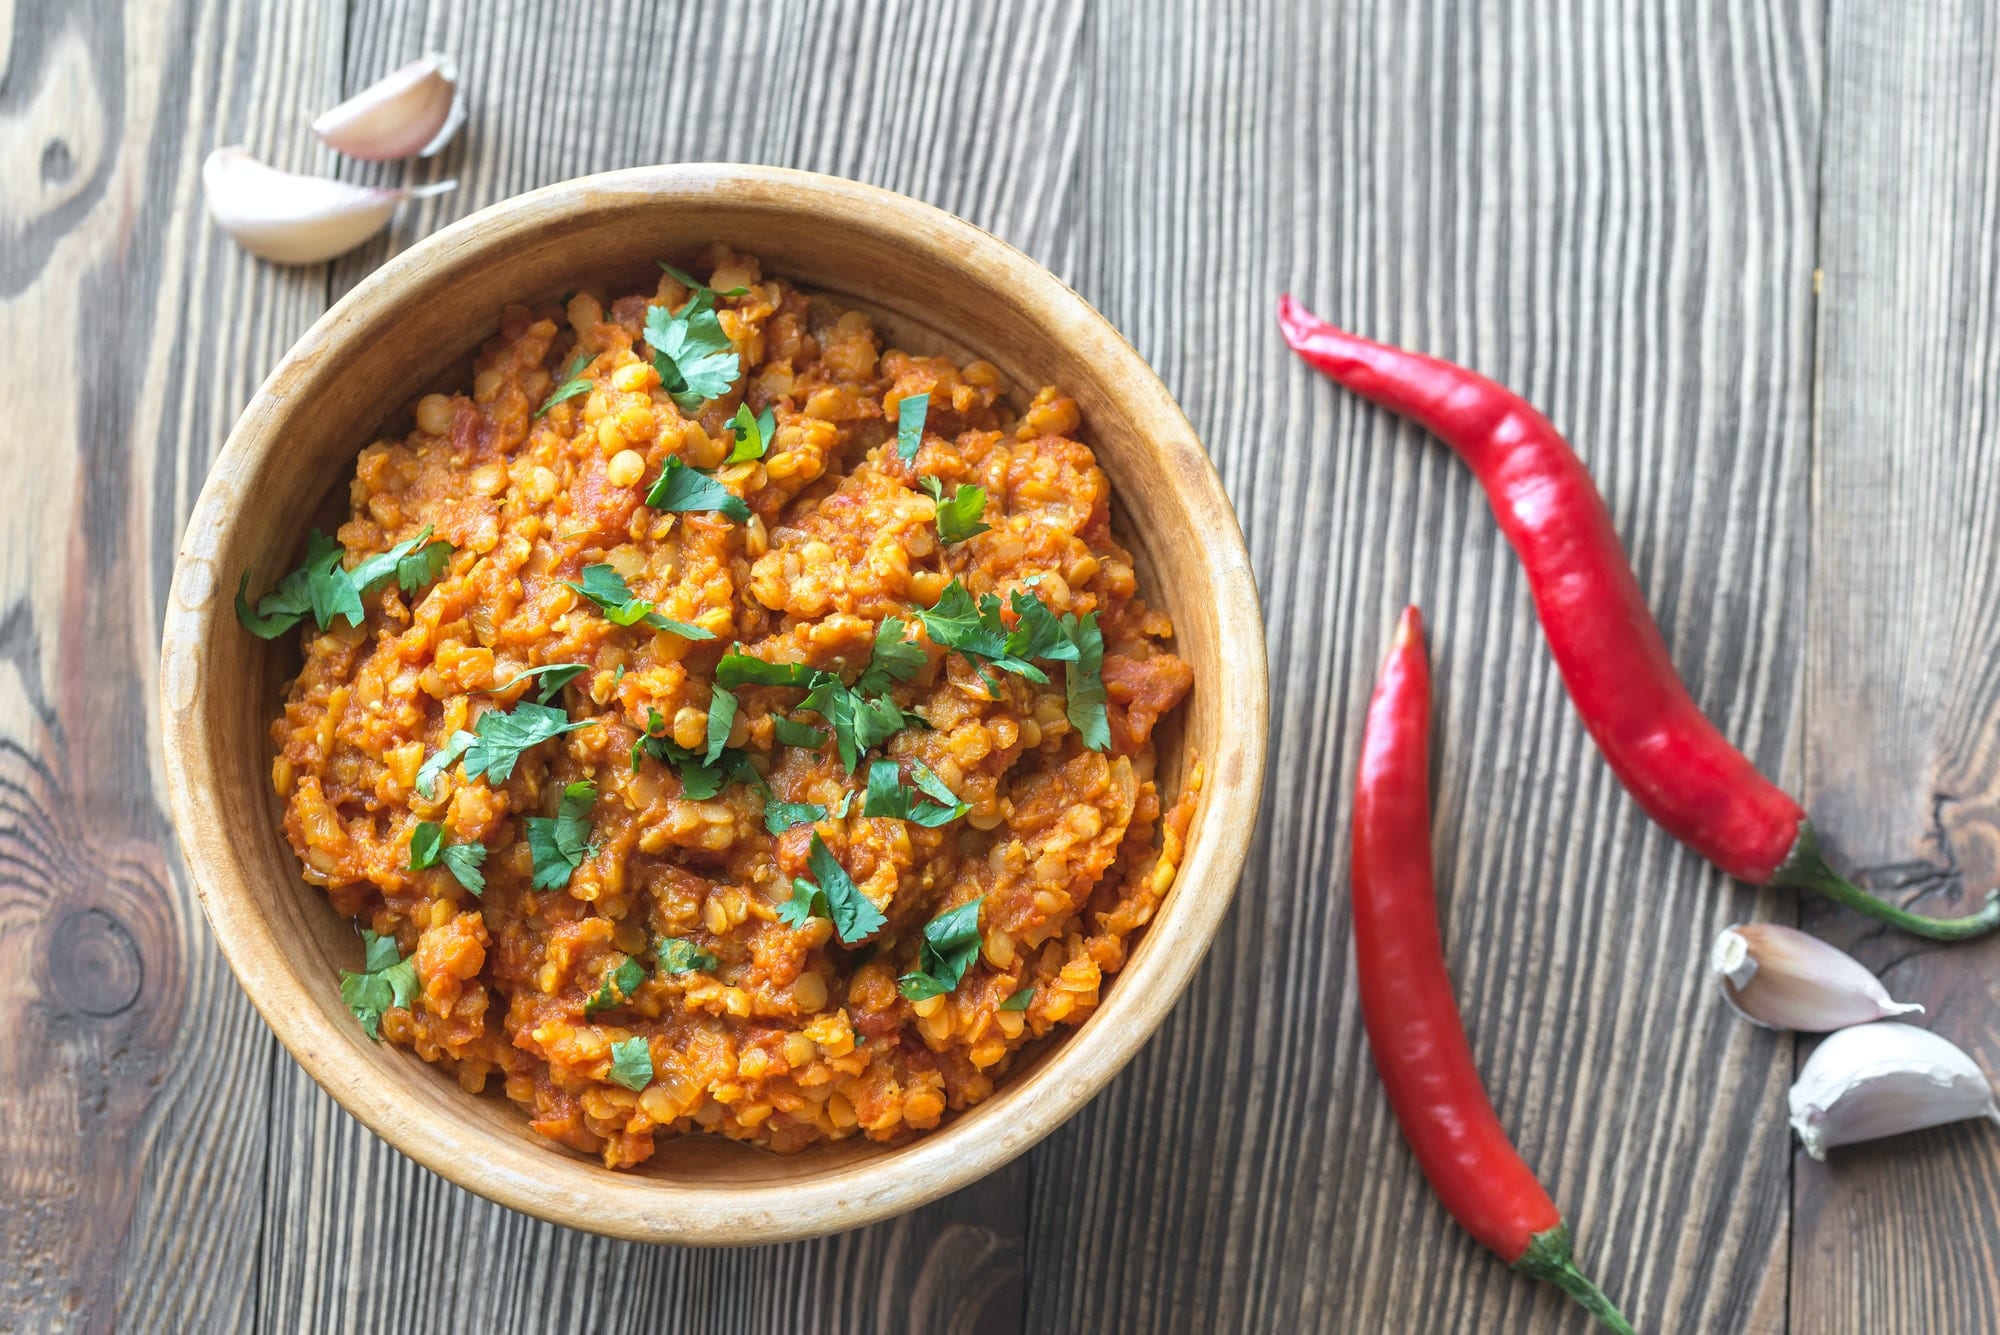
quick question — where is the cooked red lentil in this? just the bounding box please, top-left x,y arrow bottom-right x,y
260,245 -> 1196,1165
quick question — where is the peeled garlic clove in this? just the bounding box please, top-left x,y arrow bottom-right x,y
1711,922 -> 1923,1032
312,54 -> 464,160
1789,1021 -> 2000,1161
203,147 -> 455,265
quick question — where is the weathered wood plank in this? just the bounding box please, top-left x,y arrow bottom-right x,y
1800,2 -> 2000,1330
1023,1 -> 1815,1330
0,1 -> 347,1330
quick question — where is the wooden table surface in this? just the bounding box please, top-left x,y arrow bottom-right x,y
10,0 -> 2000,1330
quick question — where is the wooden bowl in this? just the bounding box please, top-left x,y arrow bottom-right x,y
160,164 -> 1267,1244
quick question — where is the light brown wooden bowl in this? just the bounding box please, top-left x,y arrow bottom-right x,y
160,164 -> 1267,1244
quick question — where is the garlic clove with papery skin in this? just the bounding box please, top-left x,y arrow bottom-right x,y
1789,1021 -> 2000,1161
312,54 -> 464,160
202,147 -> 455,265
1711,922 -> 1923,1032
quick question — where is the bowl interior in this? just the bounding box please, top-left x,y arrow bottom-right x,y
163,166 -> 1264,1239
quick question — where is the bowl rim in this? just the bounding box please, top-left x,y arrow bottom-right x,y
160,162 -> 1268,1244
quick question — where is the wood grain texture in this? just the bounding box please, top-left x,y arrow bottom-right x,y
1025,1 -> 1812,1331
10,0 -> 2000,1329
1801,1 -> 2000,1330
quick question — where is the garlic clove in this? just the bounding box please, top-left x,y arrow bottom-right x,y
312,54 -> 464,161
1712,922 -> 1923,1032
1789,1021 -> 2000,1161
202,147 -> 455,265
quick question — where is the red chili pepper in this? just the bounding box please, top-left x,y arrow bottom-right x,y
1355,607 -> 1633,1333
1284,295 -> 2000,941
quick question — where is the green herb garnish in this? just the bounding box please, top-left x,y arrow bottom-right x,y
392,537 -> 455,591
715,650 -> 820,689
725,403 -> 777,464
460,701 -> 588,786
525,780 -> 597,891
585,957 -> 646,1016
800,679 -> 908,773
439,842 -> 488,894
644,457 -> 752,522
1063,610 -> 1109,752
998,986 -> 1035,1012
918,477 -> 990,544
494,662 -> 589,704
565,562 -> 714,638
340,929 -> 419,1041
762,799 -> 827,835
236,526 -> 453,639
644,289 -> 738,412
897,896 -> 987,1001
862,759 -> 967,828
536,353 -> 594,417
896,392 -> 930,462
915,581 -> 1046,682
416,731 -> 474,800
775,833 -> 885,944
659,261 -> 750,298
854,616 -> 927,694
407,821 -> 487,894
657,937 -> 721,974
705,685 -> 737,766
772,716 -> 829,749
607,1036 -> 653,1090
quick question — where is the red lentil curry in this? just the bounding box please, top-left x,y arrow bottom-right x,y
241,246 -> 1196,1166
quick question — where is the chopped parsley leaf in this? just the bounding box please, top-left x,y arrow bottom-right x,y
776,877 -> 828,929
998,986 -> 1035,1012
897,896 -> 986,1001
440,842 -> 488,894
772,716 -> 828,749
409,821 -> 443,870
918,476 -> 991,544
705,685 -> 737,766
236,526 -> 451,639
415,730 -> 475,799
462,701 -> 588,786
631,725 -> 763,801
916,581 -> 1046,682
724,402 -> 777,464
494,662 -> 589,704
565,562 -> 714,638
1062,609 -> 1110,752
778,834 -> 885,944
854,616 -> 927,695
525,780 -> 597,891
347,525 -> 450,604
715,649 -> 819,689
657,937 -> 720,974
895,392 -> 930,462
584,957 -> 646,1015
607,1036 -> 653,1090
1006,590 -> 1080,665
658,261 -> 750,298
801,678 -> 908,773
536,352 -> 594,417
862,759 -> 967,828
340,929 -> 419,1041
411,824 -> 486,895
644,290 -> 738,412
644,457 -> 753,522
762,798 -> 827,835
393,538 -> 455,591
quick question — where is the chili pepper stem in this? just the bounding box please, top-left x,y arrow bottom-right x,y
1514,1224 -> 1635,1334
1773,821 -> 2000,941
